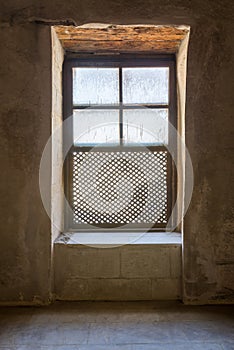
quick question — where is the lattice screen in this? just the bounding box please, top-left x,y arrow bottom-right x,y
72,150 -> 168,227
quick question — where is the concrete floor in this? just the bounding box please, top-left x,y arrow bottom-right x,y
0,302 -> 234,350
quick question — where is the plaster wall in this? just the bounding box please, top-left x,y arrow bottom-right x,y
51,27 -> 64,243
0,23 -> 52,304
0,0 -> 233,304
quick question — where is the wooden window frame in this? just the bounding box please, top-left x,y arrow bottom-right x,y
63,54 -> 177,232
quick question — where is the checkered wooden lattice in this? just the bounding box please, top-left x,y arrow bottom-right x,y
72,150 -> 168,226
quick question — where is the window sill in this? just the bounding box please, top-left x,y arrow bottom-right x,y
55,231 -> 182,246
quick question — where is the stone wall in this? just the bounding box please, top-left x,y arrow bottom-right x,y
54,242 -> 181,301
0,0 -> 233,304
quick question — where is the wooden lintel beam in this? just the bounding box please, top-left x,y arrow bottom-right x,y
54,25 -> 189,53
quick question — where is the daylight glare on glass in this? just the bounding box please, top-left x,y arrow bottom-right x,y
72,66 -> 169,145
73,109 -> 119,145
123,67 -> 169,104
73,68 -> 119,105
123,109 -> 168,145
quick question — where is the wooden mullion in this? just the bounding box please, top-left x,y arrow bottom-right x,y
119,67 -> 123,145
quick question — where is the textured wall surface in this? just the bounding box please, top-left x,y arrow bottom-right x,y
0,0 -> 233,304
0,23 -> 52,303
54,242 -> 182,301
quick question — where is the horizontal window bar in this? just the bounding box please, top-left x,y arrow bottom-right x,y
65,55 -> 175,67
70,145 -> 168,152
72,104 -> 169,110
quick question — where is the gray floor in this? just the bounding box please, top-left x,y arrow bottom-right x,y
0,301 -> 234,349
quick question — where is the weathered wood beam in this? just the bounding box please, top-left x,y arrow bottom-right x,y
61,40 -> 182,53
54,25 -> 188,53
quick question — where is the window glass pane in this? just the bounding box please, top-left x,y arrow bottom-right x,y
73,68 -> 119,105
123,67 -> 169,104
73,109 -> 119,146
123,109 -> 168,145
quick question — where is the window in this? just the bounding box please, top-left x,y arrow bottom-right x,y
63,55 -> 177,231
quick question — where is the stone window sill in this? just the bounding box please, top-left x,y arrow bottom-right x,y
55,231 -> 182,247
